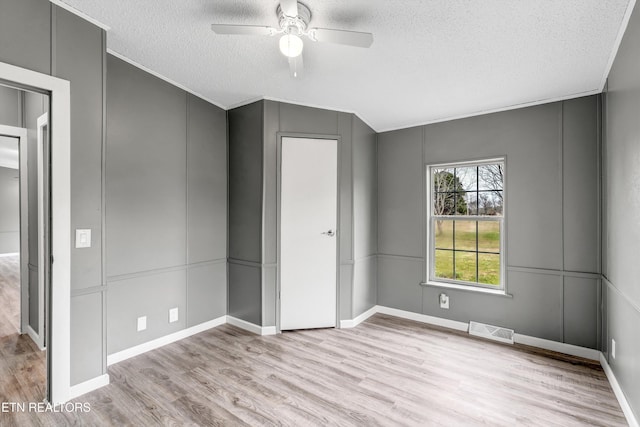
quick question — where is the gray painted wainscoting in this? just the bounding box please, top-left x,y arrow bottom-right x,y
228,101 -> 264,325
228,100 -> 377,327
106,55 -> 228,355
0,0 -> 51,76
602,2 -> 640,419
1,0 -> 228,387
352,116 -> 378,317
377,96 -> 601,347
3,2 -> 635,417
52,7 -> 104,384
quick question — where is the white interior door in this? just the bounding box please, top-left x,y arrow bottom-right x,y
280,137 -> 337,330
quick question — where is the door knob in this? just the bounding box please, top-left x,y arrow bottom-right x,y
321,229 -> 336,237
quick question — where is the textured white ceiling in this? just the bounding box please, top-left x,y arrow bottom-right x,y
60,0 -> 632,131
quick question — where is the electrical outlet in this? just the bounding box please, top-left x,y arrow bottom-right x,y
137,316 -> 147,332
169,307 -> 179,323
612,339 -> 616,359
439,293 -> 449,309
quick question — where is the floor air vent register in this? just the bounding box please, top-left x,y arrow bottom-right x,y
468,321 -> 514,344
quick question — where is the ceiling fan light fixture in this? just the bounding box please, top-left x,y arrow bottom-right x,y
211,1 -> 373,77
279,33 -> 303,58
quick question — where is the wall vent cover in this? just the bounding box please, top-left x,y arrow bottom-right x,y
468,321 -> 514,344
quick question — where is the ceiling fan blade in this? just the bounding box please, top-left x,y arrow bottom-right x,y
310,28 -> 373,48
280,0 -> 299,17
211,24 -> 276,36
289,55 -> 303,78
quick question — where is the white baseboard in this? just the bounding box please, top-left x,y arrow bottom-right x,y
0,252 -> 19,257
372,306 -> 600,361
107,315 -> 273,367
75,306 -> 639,427
226,316 -> 276,336
376,305 -> 469,332
513,333 -> 600,361
262,326 -> 277,335
25,325 -> 45,351
107,315 -> 226,366
68,374 -> 110,400
340,305 -> 378,328
600,353 -> 640,427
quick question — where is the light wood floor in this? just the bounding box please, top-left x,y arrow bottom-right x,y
0,254 -> 48,424
0,256 -> 627,426
0,254 -> 22,337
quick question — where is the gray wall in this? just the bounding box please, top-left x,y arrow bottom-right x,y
0,0 -> 51,75
106,55 -> 227,354
0,165 -> 19,254
228,102 -> 264,325
266,102 -> 356,324
352,116 -> 377,317
0,85 -> 21,127
1,0 -> 227,387
378,96 -> 601,347
52,6 -> 105,385
0,86 -> 22,256
228,101 -> 378,326
0,1 -> 105,384
0,86 -> 23,256
603,2 -> 640,419
0,0 -> 616,402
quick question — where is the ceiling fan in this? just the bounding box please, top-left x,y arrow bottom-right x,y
211,0 -> 374,78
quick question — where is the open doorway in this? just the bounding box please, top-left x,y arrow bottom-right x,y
0,60 -> 71,405
0,83 -> 50,403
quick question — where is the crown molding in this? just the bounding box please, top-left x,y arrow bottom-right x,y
49,0 -> 111,31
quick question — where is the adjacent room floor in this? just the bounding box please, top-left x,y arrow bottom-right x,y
0,255 -> 47,412
0,303 -> 627,426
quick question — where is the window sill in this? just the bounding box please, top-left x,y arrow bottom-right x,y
420,281 -> 513,298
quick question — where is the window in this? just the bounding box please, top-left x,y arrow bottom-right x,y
428,159 -> 505,290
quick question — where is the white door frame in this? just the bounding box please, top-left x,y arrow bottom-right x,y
0,124 -> 28,336
31,113 -> 49,350
0,61 -> 71,405
275,132 -> 341,333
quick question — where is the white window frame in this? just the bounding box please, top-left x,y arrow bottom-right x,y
426,158 -> 506,292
